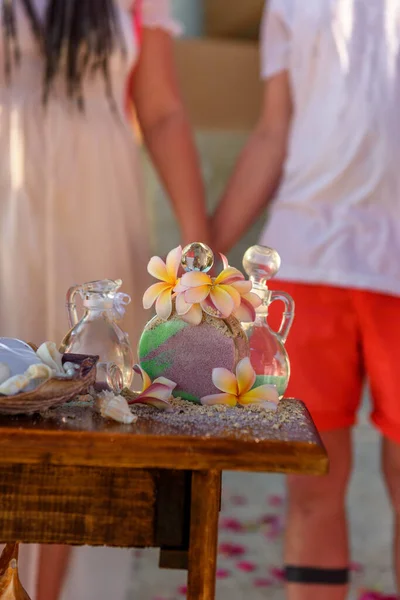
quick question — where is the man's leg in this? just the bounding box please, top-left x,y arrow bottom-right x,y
267,281 -> 364,600
285,428 -> 352,600
381,438 -> 400,592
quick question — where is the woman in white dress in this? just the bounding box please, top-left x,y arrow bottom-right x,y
0,0 -> 209,598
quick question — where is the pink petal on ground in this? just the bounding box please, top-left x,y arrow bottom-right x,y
230,495 -> 248,506
177,585 -> 187,596
216,568 -> 231,579
219,542 -> 247,558
236,561 -> 257,573
269,567 -> 285,581
268,494 -> 285,507
358,594 -> 382,600
219,517 -> 244,533
253,578 -> 274,588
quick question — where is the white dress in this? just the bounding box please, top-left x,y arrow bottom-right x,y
0,0 -> 179,597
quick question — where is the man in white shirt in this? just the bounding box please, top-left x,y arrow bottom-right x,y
213,1 -> 400,598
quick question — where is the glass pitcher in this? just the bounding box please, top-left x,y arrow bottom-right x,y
60,279 -> 134,389
241,245 -> 295,398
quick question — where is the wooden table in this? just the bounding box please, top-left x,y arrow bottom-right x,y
0,399 -> 327,599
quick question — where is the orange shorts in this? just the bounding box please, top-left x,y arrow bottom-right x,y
268,280 -> 400,443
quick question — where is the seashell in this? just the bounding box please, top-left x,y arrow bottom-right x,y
25,364 -> 53,382
36,342 -> 64,375
0,364 -> 11,386
0,375 -> 30,396
95,391 -> 137,424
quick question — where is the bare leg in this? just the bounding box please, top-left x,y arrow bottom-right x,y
36,545 -> 71,600
381,437 -> 400,592
285,428 -> 352,600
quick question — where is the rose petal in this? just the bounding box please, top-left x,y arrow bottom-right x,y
212,367 -> 238,395
220,517 -> 244,533
216,568 -> 231,579
270,567 -> 285,581
143,282 -> 170,310
219,542 -> 246,557
177,585 -> 187,596
181,304 -> 203,325
184,285 -> 211,304
209,286 -> 235,318
215,267 -> 245,285
180,271 -> 212,288
236,561 -> 257,573
147,256 -> 169,282
133,364 -> 152,391
166,246 -> 182,281
253,578 -> 274,588
201,393 -> 237,406
155,288 -> 173,320
236,357 -> 256,395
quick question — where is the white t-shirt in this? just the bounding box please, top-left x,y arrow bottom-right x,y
259,0 -> 400,297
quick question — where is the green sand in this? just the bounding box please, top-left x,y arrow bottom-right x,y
138,318 -> 186,359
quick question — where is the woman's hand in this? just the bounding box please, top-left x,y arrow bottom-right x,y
132,29 -> 210,246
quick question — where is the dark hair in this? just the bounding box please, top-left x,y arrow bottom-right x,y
2,0 -> 126,111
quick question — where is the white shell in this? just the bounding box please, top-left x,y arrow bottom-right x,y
0,363 -> 11,385
95,391 -> 137,425
0,375 -> 30,396
36,342 -> 64,375
25,364 -> 53,381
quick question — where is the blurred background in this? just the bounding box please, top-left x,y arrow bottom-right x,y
133,2 -> 394,599
144,0 -> 264,268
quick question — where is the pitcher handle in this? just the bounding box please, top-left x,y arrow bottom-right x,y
66,285 -> 81,329
268,291 -> 295,344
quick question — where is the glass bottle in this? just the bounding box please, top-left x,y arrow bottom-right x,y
60,279 -> 133,390
241,245 -> 295,397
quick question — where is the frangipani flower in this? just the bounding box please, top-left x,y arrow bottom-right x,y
143,246 -> 182,320
175,266 -> 261,323
201,357 -> 279,409
126,365 -> 176,410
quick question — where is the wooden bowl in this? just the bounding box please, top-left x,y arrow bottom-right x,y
0,353 -> 98,415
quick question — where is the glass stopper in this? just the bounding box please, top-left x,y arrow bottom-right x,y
242,245 -> 281,284
181,242 -> 214,273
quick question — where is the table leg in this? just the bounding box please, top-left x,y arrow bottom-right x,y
187,470 -> 221,600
